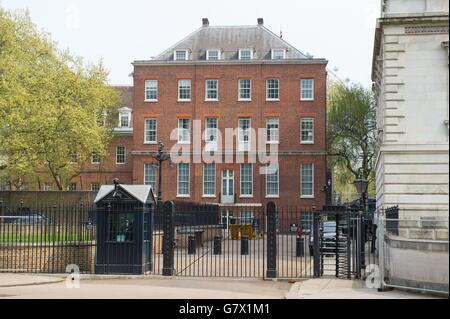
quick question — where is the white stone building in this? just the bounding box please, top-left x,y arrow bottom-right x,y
372,0 -> 449,222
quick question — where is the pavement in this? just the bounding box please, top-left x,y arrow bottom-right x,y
0,274 -> 64,288
0,273 -> 440,299
285,278 -> 440,299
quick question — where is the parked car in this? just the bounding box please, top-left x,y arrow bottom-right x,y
309,221 -> 337,256
5,208 -> 49,225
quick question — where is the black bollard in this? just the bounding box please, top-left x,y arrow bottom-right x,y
241,236 -> 249,255
214,236 -> 222,255
296,236 -> 305,257
188,235 -> 196,255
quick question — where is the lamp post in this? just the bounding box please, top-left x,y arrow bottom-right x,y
353,174 -> 369,212
151,142 -> 172,202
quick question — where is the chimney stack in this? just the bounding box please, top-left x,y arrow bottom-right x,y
257,18 -> 264,26
202,18 -> 209,27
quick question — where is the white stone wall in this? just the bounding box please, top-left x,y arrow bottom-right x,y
374,3 -> 449,219
383,0 -> 449,16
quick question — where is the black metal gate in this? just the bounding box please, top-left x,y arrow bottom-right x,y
313,208 -> 376,279
154,201 -> 315,279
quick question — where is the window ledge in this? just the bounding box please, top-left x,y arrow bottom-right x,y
300,196 -> 315,199
266,99 -> 280,102
144,100 -> 158,103
178,99 -> 192,103
144,142 -> 158,145
266,195 -> 280,199
177,195 -> 191,198
238,99 -> 252,102
202,195 -> 217,198
205,99 -> 219,102
301,142 -> 315,145
240,195 -> 254,199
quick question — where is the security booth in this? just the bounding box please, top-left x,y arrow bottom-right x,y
94,180 -> 156,275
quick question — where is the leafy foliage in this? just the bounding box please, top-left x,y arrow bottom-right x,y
327,82 -> 377,188
0,8 -> 120,190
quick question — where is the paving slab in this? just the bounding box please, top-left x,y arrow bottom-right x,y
0,274 -> 64,288
286,278 -> 439,299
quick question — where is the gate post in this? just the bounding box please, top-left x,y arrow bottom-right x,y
266,202 -> 277,279
162,201 -> 175,276
313,214 -> 320,278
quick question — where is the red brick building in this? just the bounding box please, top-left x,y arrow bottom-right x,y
129,18 -> 328,210
9,19 -> 328,215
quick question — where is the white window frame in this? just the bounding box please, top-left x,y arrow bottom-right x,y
301,79 -> 315,101
300,118 -> 315,144
68,183 -> 77,191
266,118 -> 280,144
174,50 -> 188,61
91,153 -> 101,165
145,80 -> 158,102
205,79 -> 219,101
238,49 -> 253,60
206,49 -> 221,61
69,152 -> 78,164
300,163 -> 315,199
266,79 -> 280,101
144,163 -> 158,191
203,163 -> 216,197
238,118 -> 252,152
144,118 -> 158,144
238,79 -> 252,101
240,211 -> 254,225
266,164 -> 280,198
177,163 -> 190,197
178,79 -> 192,102
240,163 -> 253,198
271,49 -> 286,60
205,118 -> 218,151
116,146 -> 126,165
119,112 -> 131,128
178,118 -> 191,144
91,184 -> 100,191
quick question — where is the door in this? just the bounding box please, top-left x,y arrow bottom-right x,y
221,170 -> 234,204
221,210 -> 234,236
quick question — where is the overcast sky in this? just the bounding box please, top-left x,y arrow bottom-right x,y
2,0 -> 381,88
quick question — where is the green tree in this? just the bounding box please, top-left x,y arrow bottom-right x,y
0,8 -> 119,190
327,82 -> 377,195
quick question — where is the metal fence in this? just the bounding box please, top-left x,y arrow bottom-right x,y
0,202 -> 96,274
154,202 -> 317,279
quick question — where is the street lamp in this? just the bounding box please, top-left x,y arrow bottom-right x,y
151,142 -> 172,202
353,175 -> 368,212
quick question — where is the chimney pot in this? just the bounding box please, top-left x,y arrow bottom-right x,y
257,18 -> 264,26
202,18 -> 209,27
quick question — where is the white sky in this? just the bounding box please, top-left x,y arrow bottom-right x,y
2,0 -> 381,88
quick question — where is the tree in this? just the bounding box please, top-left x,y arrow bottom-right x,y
0,8 -> 120,190
327,82 -> 377,194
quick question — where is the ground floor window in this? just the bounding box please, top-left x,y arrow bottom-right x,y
177,163 -> 190,196
91,184 -> 100,191
144,163 -> 158,192
240,211 -> 254,225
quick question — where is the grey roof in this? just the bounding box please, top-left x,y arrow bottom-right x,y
153,25 -> 309,61
94,185 -> 155,204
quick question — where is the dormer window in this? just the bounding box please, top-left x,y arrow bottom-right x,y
207,49 -> 221,60
174,50 -> 188,61
118,108 -> 132,128
239,49 -> 253,60
271,49 -> 286,60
